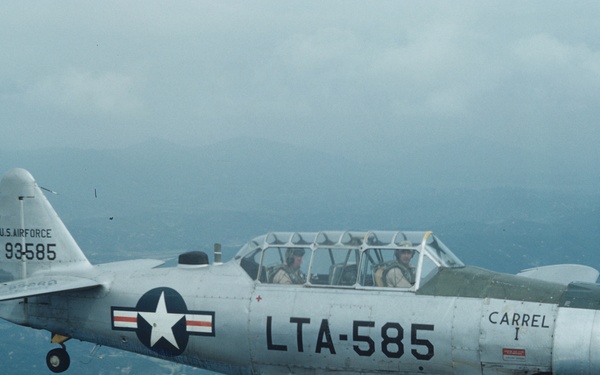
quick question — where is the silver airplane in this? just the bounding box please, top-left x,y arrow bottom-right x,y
1,168 -> 600,374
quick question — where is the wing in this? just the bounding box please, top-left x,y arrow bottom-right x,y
0,259 -> 167,301
517,264 -> 600,285
0,275 -> 101,301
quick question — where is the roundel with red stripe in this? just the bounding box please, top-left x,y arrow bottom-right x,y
111,287 -> 215,356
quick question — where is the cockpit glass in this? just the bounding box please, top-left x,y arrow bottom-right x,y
425,234 -> 464,268
309,247 -> 360,287
235,231 -> 464,290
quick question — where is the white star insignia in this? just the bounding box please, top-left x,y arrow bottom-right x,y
139,291 -> 184,349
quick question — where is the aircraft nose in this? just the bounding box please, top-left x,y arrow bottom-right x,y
552,283 -> 600,373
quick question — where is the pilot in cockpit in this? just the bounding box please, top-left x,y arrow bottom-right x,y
271,248 -> 306,284
380,241 -> 416,288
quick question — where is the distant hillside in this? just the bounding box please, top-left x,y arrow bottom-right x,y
1,137 -> 598,271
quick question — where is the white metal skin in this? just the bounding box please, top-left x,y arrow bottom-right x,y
553,307 -> 600,373
1,168 -> 600,374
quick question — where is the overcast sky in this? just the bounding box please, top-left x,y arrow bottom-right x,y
2,1 -> 600,162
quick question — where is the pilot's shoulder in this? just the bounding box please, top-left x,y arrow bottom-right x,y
380,260 -> 401,270
269,265 -> 290,284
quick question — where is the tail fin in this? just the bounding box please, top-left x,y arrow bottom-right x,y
0,168 -> 92,282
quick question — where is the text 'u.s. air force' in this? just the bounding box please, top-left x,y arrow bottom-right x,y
1,228 -> 56,261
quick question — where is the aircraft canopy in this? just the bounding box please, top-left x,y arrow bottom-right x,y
235,231 -> 464,291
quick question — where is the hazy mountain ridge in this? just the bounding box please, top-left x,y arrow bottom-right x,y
3,136 -> 597,210
2,138 -> 598,268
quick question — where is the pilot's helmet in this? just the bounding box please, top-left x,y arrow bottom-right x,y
285,248 -> 305,265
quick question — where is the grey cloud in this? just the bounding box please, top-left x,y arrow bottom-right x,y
1,1 -> 599,164
25,70 -> 144,115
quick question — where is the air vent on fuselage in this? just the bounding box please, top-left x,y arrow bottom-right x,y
178,251 -> 209,269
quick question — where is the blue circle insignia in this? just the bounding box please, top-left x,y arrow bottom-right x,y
111,287 -> 216,357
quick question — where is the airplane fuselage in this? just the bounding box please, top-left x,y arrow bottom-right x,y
3,260 -> 600,374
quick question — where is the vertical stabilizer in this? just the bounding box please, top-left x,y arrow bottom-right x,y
0,168 -> 92,282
